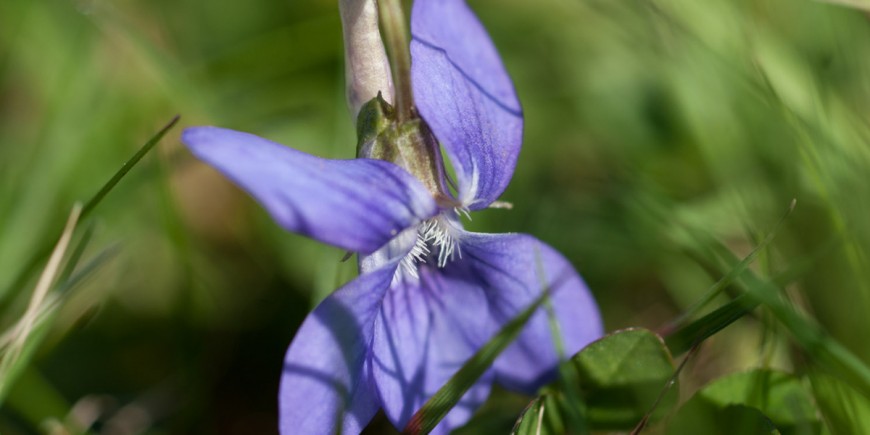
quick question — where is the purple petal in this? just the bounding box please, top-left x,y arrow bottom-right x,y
410,0 -> 523,209
182,127 -> 437,253
371,266 -> 495,433
461,233 -> 604,393
278,260 -> 399,434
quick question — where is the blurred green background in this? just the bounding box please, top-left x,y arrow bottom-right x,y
2,0 -> 870,433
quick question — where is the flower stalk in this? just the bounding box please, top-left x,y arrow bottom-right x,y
377,0 -> 414,123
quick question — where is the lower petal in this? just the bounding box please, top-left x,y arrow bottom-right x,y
278,261 -> 398,434
461,232 -> 604,393
371,266 -> 495,433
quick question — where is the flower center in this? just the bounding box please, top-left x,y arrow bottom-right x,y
400,213 -> 463,278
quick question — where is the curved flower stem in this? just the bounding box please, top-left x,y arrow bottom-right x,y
377,0 -> 413,122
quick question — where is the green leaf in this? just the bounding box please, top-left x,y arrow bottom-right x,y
698,369 -> 821,434
513,328 -> 677,433
809,371 -> 870,434
668,402 -> 781,435
573,328 -> 677,429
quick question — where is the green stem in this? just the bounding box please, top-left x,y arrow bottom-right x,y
378,0 -> 413,122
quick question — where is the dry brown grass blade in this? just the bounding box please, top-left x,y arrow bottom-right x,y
0,203 -> 82,392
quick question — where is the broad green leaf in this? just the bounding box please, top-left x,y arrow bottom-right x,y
668,402 -> 781,435
572,328 -> 677,429
809,372 -> 870,434
513,328 -> 677,433
699,369 -> 821,434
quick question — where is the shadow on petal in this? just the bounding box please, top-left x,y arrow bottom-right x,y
371,268 -> 495,433
458,232 -> 604,394
279,264 -> 398,434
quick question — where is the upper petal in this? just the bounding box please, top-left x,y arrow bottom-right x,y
183,126 -> 437,254
410,0 -> 523,209
460,232 -> 604,393
278,259 -> 399,434
371,266 -> 495,434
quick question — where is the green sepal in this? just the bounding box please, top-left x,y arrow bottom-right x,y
355,91 -> 397,160
354,92 -> 449,200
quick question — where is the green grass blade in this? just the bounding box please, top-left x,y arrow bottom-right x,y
55,221 -> 96,286
736,269 -> 870,400
664,294 -> 758,355
662,199 -> 795,334
54,245 -> 119,295
677,217 -> 870,399
0,244 -> 119,408
402,277 -> 559,434
1,115 -> 179,304
80,114 -> 180,219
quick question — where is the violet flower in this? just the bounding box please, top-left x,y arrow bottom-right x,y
182,0 -> 603,433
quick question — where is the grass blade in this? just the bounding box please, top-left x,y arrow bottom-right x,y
1,115 -> 179,304
0,204 -> 80,401
664,294 -> 758,355
403,259 -> 565,435
80,115 -> 180,219
661,199 -> 795,335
